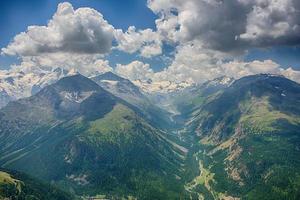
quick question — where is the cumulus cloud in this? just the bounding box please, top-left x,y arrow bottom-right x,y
114,26 -> 162,58
221,60 -> 300,83
2,2 -> 115,56
1,2 -> 114,76
161,41 -> 297,83
239,0 -> 300,46
280,67 -> 300,83
221,60 -> 281,79
147,0 -> 300,52
150,40 -> 230,83
148,0 -> 249,52
10,53 -> 112,76
2,1 -> 300,88
121,58 -> 300,85
115,60 -> 154,80
123,40 -> 300,85
140,0 -> 300,85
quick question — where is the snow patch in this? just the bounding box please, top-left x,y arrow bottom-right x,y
133,79 -> 192,93
100,80 -> 119,86
61,91 -> 95,103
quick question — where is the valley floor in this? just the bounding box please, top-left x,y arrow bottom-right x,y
168,111 -> 238,200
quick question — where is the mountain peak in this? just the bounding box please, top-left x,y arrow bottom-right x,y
202,76 -> 234,88
53,74 -> 101,92
92,71 -> 145,101
232,73 -> 297,89
19,73 -> 118,120
92,71 -> 126,82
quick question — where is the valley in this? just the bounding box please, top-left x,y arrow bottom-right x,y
153,74 -> 300,199
156,97 -> 233,200
1,73 -> 300,199
2,0 -> 300,199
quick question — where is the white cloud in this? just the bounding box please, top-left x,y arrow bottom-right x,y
151,40 -> 229,83
1,2 -> 114,76
221,60 -> 281,79
280,67 -> 300,83
112,37 -> 300,87
114,26 -> 162,58
144,0 -> 300,85
140,42 -> 162,58
148,0 -> 248,52
221,60 -> 300,83
115,60 -> 154,80
147,0 -> 300,52
162,42 -> 300,83
239,0 -> 300,46
2,2 -> 115,56
10,53 -> 112,77
2,0 -> 300,90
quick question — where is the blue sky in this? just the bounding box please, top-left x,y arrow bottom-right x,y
245,47 -> 300,69
0,0 -> 156,46
0,0 -> 163,70
1,0 -> 300,83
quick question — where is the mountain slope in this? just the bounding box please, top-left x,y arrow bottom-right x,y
92,72 -> 172,129
183,74 -> 300,199
0,74 -> 187,199
92,71 -> 145,104
0,169 -> 73,200
172,76 -> 234,117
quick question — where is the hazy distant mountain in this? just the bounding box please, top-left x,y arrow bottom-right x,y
0,67 -> 71,108
181,74 -> 300,199
92,72 -> 173,129
0,68 -> 192,109
133,79 -> 192,93
155,76 -> 234,118
172,76 -> 234,114
0,74 -> 187,199
92,71 -> 146,105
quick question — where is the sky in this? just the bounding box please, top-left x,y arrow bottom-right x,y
0,0 -> 162,70
1,0 -> 300,84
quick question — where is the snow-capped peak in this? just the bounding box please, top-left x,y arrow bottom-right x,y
67,68 -> 79,76
203,76 -> 234,87
133,79 -> 192,93
0,67 -> 70,108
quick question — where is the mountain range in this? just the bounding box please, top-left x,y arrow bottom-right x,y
180,74 -> 300,199
0,74 -> 187,199
0,69 -> 192,109
0,72 -> 300,199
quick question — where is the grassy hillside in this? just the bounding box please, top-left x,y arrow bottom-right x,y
0,75 -> 188,199
0,169 -> 73,200
2,73 -> 300,199
181,74 -> 300,199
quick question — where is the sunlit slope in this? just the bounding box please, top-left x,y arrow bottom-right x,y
185,74 -> 300,199
0,169 -> 73,200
